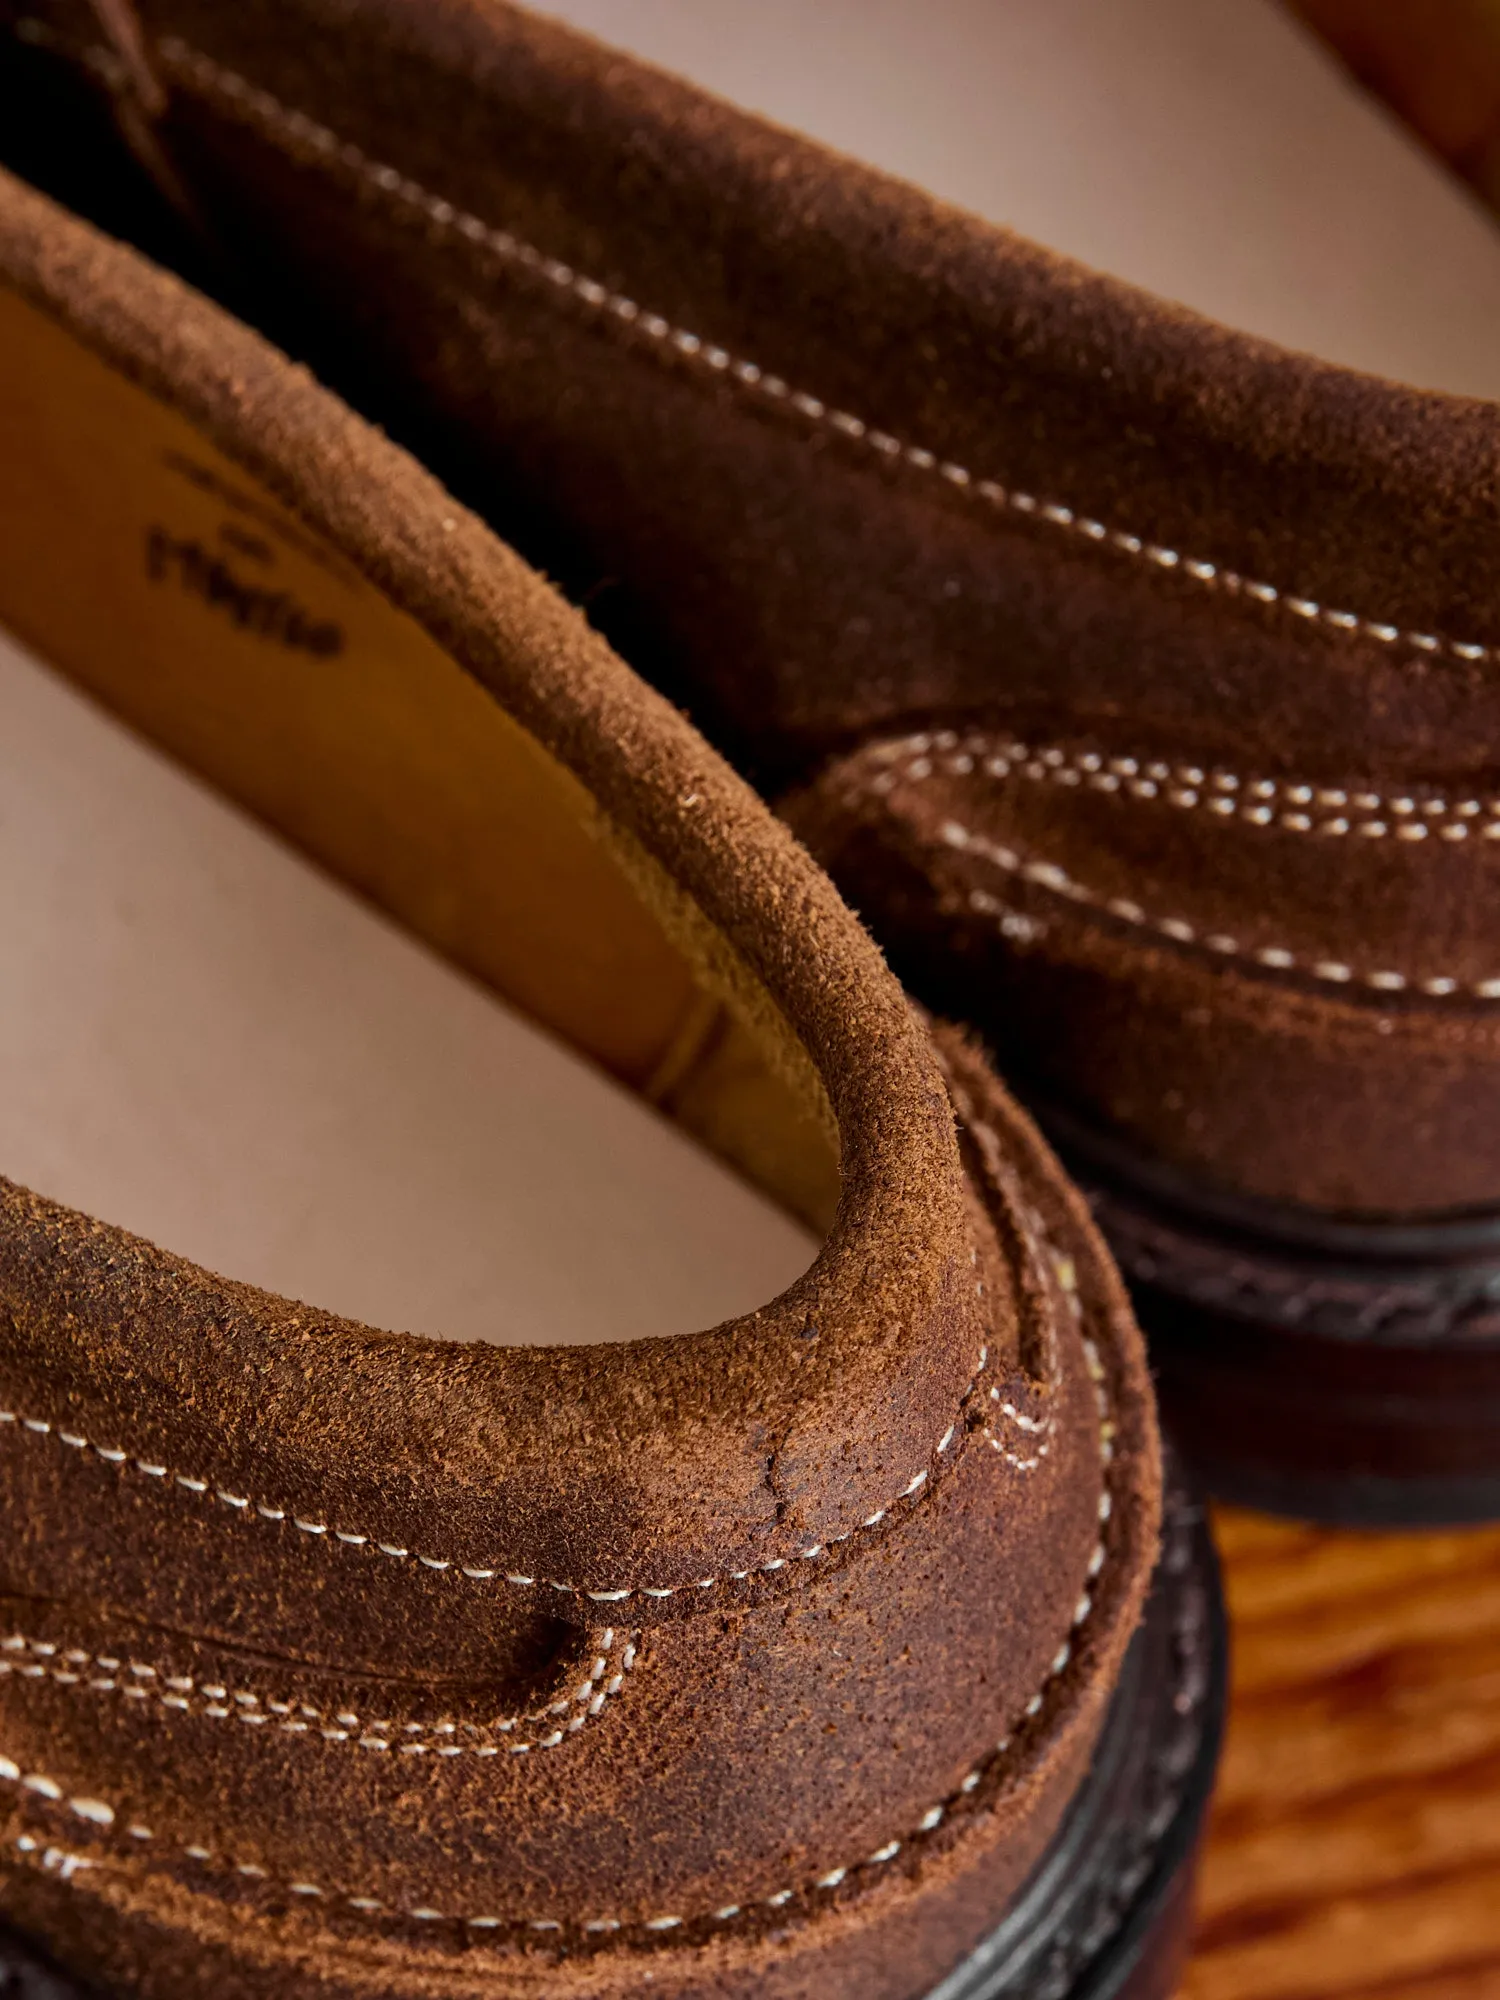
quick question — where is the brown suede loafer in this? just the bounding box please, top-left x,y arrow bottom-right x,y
8,0 -> 1492,1520
0,163 -> 1212,2000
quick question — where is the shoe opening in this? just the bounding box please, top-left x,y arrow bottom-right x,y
0,275 -> 835,1345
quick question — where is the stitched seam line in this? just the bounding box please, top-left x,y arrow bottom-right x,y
0,1629 -> 637,1756
934,816 -> 1500,999
939,1058 -> 1062,1471
873,729 -> 1500,845
0,1219 -> 1115,1942
851,732 -> 1500,998
27,28 -> 1462,671
0,1323 -> 1008,1598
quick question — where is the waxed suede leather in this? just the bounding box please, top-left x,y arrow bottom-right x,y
0,167 -> 1158,2000
7,0 -> 1498,1221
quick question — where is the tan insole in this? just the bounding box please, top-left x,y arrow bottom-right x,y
531,0 -> 1500,400
0,621 -> 815,1345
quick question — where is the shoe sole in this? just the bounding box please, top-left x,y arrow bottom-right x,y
1038,1101 -> 1500,1526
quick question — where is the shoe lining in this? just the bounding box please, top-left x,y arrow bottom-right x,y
0,280 -> 836,1340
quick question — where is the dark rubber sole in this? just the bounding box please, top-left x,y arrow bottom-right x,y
1143,1300 -> 1500,1527
1037,1102 -> 1500,1528
925,1463 -> 1226,2000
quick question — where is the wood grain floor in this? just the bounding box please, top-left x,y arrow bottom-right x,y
1182,1509 -> 1500,2000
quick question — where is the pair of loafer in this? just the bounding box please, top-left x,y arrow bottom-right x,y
6,0 -> 1490,1991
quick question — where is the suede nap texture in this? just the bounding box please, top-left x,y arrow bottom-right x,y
0,169 -> 1158,2000
7,0 -> 1500,1219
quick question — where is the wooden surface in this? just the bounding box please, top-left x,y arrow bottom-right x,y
1183,1508 -> 1500,2000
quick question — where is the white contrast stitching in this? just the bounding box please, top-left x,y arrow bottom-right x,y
0,1226 -> 1115,1944
931,817 -> 1500,1000
11,1832 -> 96,1882
0,1629 -> 637,1757
938,1062 -> 1061,1471
70,31 -> 1482,674
846,734 -> 1500,998
867,729 -> 1500,846
0,1338 -> 995,1600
